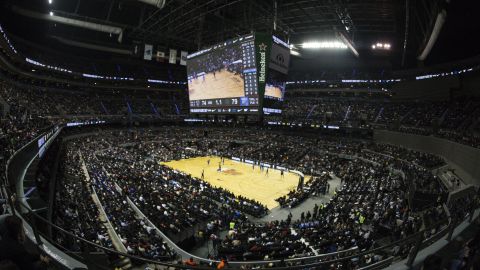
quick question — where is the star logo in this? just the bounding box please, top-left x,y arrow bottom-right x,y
258,43 -> 267,51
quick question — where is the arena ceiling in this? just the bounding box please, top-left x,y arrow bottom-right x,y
3,0 -> 405,48
126,0 -> 401,48
1,0 -> 479,69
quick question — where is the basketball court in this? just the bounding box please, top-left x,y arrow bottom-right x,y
188,69 -> 244,100
161,156 -> 303,209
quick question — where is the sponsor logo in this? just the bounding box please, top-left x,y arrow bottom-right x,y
276,53 -> 284,64
258,43 -> 267,51
258,43 -> 267,83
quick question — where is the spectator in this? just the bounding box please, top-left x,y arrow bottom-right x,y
0,215 -> 49,270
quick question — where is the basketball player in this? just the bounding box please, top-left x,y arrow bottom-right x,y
201,169 -> 205,179
281,169 -> 284,178
207,159 -> 210,166
266,168 -> 269,176
297,176 -> 304,190
218,162 -> 222,172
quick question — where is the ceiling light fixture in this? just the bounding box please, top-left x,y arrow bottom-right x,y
290,50 -> 300,56
301,41 -> 347,49
371,42 -> 391,50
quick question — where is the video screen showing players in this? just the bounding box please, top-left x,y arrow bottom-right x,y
187,35 -> 259,113
265,81 -> 285,101
263,69 -> 286,115
188,45 -> 244,101
265,69 -> 285,101
264,36 -> 289,104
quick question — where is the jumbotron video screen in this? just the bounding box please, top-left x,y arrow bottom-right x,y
265,35 -> 290,102
187,34 -> 258,114
187,33 -> 290,114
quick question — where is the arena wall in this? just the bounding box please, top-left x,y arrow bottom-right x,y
462,71 -> 480,97
373,130 -> 480,185
391,76 -> 459,100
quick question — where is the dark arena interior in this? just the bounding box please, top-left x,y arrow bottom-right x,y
1,0 -> 480,269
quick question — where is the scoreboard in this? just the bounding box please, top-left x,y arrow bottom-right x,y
186,33 -> 290,115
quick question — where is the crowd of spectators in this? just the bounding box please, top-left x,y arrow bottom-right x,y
0,83 -> 50,154
272,94 -> 480,148
0,79 -> 189,229
418,190 -> 480,270
442,227 -> 480,270
43,127 -> 452,265
53,143 -> 113,251
448,191 -> 480,225
0,215 -> 51,270
276,174 -> 330,208
54,140 -> 177,262
366,143 -> 446,169
1,77 -> 479,268
2,77 -> 480,155
90,165 -> 176,261
82,133 -> 268,237
0,80 -> 190,267
0,81 -> 187,117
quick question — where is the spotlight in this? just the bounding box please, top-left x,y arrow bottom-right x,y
49,11 -> 53,16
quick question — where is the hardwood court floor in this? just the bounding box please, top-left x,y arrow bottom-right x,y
188,69 -> 244,101
161,156 -> 301,209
